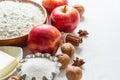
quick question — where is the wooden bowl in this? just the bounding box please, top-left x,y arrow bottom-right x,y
0,0 -> 47,47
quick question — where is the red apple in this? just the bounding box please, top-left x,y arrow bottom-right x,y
27,24 -> 61,55
50,5 -> 80,33
42,0 -> 68,14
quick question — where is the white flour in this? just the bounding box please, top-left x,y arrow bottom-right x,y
0,1 -> 45,39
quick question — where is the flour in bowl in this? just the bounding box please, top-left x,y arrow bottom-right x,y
0,1 -> 45,39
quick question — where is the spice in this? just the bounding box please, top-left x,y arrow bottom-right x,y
72,57 -> 85,67
78,30 -> 88,37
66,34 -> 83,46
62,33 -> 82,46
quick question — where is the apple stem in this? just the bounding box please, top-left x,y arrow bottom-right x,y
63,6 -> 67,13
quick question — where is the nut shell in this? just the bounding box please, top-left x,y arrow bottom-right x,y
66,66 -> 82,80
73,4 -> 85,17
61,43 -> 75,58
56,54 -> 70,69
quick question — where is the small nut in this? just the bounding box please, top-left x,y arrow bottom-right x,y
56,54 -> 70,69
66,66 -> 82,80
73,4 -> 85,17
8,76 -> 22,80
61,43 -> 75,58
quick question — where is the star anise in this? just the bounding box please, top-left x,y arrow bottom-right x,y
72,57 -> 85,67
78,30 -> 88,37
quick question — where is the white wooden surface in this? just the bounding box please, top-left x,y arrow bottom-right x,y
24,0 -> 120,80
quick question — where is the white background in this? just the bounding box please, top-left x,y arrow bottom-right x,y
32,0 -> 120,80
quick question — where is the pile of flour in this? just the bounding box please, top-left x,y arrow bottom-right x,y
0,1 -> 45,39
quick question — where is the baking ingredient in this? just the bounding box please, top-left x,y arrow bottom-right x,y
17,56 -> 60,80
27,24 -> 61,55
50,5 -> 80,32
0,1 -> 45,39
66,34 -> 83,46
73,4 -> 85,17
78,29 -> 88,37
0,51 -> 19,78
42,0 -> 68,14
56,54 -> 70,69
61,43 -> 75,58
62,33 -> 83,46
72,57 -> 85,67
66,66 -> 82,80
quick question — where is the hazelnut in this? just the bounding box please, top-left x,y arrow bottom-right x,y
66,66 -> 82,80
56,54 -> 70,69
73,4 -> 85,17
8,76 -> 22,80
61,43 -> 75,58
